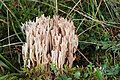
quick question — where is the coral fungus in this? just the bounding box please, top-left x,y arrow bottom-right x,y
22,15 -> 78,70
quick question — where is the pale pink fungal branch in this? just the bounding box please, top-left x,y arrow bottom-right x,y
22,15 -> 78,70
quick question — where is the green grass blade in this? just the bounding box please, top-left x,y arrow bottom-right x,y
0,54 -> 20,72
0,0 -> 25,40
0,73 -> 20,80
0,74 -> 9,80
95,68 -> 104,80
0,60 -> 10,70
12,21 -> 23,43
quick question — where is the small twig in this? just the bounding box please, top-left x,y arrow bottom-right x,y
55,0 -> 58,15
76,17 -> 85,32
95,0 -> 103,17
38,1 -> 67,14
1,0 -> 24,42
76,48 -> 90,63
78,24 -> 97,37
0,32 -> 21,42
0,0 -> 16,20
59,3 -> 103,24
0,65 -> 4,72
66,0 -> 81,18
0,42 -> 23,48
103,0 -> 113,19
0,19 -> 7,24
7,10 -> 12,57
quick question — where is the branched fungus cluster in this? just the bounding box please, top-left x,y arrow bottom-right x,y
22,15 -> 78,70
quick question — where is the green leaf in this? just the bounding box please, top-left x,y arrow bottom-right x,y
61,74 -> 68,80
102,45 -> 109,50
96,46 -> 100,50
74,71 -> 80,79
112,46 -> 117,52
104,32 -> 109,38
66,78 -> 72,80
0,60 -> 10,70
95,68 -> 104,80
84,73 -> 88,78
50,63 -> 57,72
117,34 -> 120,38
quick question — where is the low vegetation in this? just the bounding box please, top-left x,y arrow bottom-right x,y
0,0 -> 120,80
